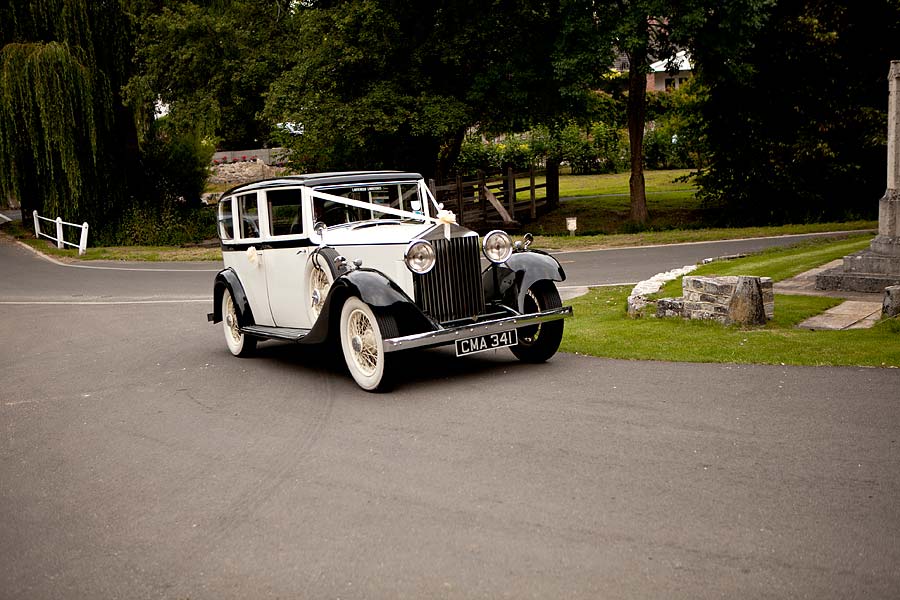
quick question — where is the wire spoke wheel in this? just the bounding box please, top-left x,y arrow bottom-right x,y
339,297 -> 395,391
222,291 -> 256,357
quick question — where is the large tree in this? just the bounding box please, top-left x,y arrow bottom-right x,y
0,0 -> 139,227
126,0 -> 296,149
264,0 -> 607,181
688,0 -> 900,224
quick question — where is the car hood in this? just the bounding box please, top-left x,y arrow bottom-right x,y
318,221 -> 476,246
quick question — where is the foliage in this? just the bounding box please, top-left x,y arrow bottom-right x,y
0,0 -> 138,233
265,0 -> 608,179
141,120 -> 216,207
108,200 -> 217,246
456,123 -> 627,178
643,82 -> 707,170
125,0 -> 296,149
688,0 -> 900,224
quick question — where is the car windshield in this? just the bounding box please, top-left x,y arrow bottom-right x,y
311,181 -> 427,228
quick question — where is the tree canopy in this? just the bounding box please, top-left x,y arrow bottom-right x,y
688,0 -> 900,224
0,0 -> 138,227
126,0 -> 296,148
264,0 -> 608,180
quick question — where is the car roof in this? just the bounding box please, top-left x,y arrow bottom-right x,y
219,170 -> 424,198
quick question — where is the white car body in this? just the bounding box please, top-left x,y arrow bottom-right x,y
209,171 -> 571,391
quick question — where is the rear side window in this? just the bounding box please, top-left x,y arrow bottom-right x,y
218,197 -> 234,240
267,189 -> 304,236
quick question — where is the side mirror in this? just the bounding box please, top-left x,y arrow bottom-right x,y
314,221 -> 327,237
523,232 -> 533,250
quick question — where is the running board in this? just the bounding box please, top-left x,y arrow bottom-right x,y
241,325 -> 310,341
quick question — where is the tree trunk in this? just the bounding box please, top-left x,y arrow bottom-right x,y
435,127 -> 467,183
545,157 -> 560,210
626,50 -> 649,225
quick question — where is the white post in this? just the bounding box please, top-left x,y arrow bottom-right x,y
32,210 -> 40,237
55,217 -> 64,249
78,222 -> 89,255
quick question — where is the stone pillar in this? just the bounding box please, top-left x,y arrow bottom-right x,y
871,61 -> 900,257
816,61 -> 900,292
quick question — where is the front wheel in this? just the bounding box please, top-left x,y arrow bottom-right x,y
222,290 -> 257,357
510,281 -> 564,363
339,297 -> 396,392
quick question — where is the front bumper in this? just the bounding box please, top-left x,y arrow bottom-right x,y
383,306 -> 573,353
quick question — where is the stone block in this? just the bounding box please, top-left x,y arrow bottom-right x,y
842,249 -> 900,274
626,294 -> 649,317
884,285 -> 900,317
727,276 -> 766,326
656,297 -> 684,318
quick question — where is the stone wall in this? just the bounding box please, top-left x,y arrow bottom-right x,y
657,275 -> 774,325
208,160 -> 289,185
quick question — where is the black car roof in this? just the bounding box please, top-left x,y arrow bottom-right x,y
219,170 -> 424,198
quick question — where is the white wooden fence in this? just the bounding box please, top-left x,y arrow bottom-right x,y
32,210 -> 89,255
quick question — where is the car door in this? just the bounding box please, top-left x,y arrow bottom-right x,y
225,191 -> 274,326
259,187 -> 318,328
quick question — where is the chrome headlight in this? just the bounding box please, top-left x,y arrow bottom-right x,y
482,230 -> 513,264
404,239 -> 436,274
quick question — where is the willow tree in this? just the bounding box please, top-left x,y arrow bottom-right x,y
0,0 -> 138,230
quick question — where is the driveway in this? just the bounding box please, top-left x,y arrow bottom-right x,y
1,232 -> 898,599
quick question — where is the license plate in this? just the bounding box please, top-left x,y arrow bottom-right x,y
455,329 -> 518,357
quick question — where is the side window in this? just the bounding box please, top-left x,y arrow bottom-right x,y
218,197 -> 234,240
266,189 -> 304,236
238,193 -> 260,239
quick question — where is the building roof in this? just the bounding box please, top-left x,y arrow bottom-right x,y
649,50 -> 692,73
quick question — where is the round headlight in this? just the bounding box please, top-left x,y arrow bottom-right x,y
482,230 -> 513,264
404,239 -> 436,274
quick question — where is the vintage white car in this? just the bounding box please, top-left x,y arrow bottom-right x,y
208,171 -> 572,391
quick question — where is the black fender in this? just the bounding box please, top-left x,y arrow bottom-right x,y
211,268 -> 255,327
483,250 -> 566,313
302,268 -> 434,345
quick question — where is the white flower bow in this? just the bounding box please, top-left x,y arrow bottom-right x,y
246,246 -> 260,267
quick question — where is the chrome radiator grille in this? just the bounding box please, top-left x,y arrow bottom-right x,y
413,235 -> 485,323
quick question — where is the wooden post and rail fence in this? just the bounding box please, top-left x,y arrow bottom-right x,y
427,165 -> 558,232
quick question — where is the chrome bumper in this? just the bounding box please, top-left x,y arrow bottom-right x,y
383,306 -> 573,353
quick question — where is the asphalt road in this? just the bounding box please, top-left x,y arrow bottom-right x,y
2,233 -> 899,598
557,230 -> 869,289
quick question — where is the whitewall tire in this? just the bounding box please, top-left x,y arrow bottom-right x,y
339,297 -> 395,391
222,291 -> 256,357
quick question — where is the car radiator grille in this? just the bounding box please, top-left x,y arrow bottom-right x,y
413,236 -> 485,323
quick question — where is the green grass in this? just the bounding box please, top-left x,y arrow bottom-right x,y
656,234 -> 873,297
563,286 -> 900,367
560,233 -> 900,368
524,168 -> 695,200
531,221 -> 877,251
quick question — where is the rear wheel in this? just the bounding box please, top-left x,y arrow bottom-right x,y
222,291 -> 256,357
510,281 -> 563,363
339,297 -> 396,392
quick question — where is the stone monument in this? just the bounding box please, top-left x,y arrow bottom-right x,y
817,61 -> 900,293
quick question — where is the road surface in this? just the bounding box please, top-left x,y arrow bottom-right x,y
1,232 -> 898,599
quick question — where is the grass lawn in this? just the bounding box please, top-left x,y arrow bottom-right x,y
561,234 -> 900,368
531,221 -> 878,251
655,235 -> 873,297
